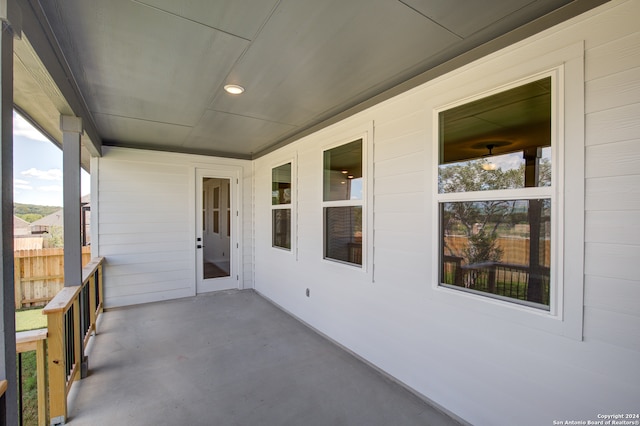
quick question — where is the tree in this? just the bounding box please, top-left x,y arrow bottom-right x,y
14,203 -> 61,217
17,213 -> 43,223
45,225 -> 64,248
439,159 -> 523,264
463,228 -> 504,265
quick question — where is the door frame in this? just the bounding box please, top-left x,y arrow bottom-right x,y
195,167 -> 241,293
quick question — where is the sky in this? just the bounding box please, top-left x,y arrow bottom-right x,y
13,111 -> 90,206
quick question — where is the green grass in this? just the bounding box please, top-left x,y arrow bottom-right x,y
16,308 -> 47,425
18,351 -> 38,426
16,308 -> 47,332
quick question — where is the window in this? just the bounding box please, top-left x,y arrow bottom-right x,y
272,162 -> 292,250
323,139 -> 363,266
437,75 -> 555,310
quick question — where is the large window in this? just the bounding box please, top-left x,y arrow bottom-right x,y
437,75 -> 554,310
272,162 -> 292,250
323,139 -> 363,266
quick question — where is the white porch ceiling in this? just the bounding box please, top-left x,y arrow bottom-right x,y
13,0 -> 608,161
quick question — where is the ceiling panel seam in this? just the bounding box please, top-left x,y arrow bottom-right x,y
465,1 -> 546,39
252,0 -> 611,160
92,111 -> 193,129
397,0 -> 464,39
131,0 -> 252,42
202,0 -> 283,113
206,108 -> 299,127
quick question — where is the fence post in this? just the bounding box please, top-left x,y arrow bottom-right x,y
47,310 -> 67,424
488,264 -> 497,294
14,255 -> 21,309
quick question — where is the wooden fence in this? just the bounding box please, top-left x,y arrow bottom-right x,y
444,236 -> 551,267
14,247 -> 92,309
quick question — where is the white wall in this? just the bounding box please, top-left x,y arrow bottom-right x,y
253,1 -> 640,424
92,147 -> 252,307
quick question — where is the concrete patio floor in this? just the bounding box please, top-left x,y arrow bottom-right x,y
67,290 -> 461,425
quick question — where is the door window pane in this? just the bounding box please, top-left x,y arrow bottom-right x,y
213,187 -> 220,208
213,211 -> 219,234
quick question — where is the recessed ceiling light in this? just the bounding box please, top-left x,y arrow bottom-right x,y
224,84 -> 245,95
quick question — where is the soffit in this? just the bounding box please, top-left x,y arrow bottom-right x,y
13,34 -> 94,171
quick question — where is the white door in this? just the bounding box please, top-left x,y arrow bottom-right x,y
196,169 -> 239,293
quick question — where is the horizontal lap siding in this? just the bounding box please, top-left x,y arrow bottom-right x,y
242,174 -> 254,289
98,158 -> 194,306
254,2 -> 640,425
583,0 -> 640,353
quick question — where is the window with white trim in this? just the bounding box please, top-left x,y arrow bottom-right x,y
323,139 -> 363,266
437,74 -> 556,310
272,162 -> 292,250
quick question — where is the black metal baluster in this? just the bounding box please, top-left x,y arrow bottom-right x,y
17,353 -> 22,426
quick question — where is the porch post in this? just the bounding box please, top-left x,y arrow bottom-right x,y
60,116 -> 83,288
0,1 -> 20,425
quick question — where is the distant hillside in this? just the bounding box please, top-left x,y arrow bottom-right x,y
14,203 -> 61,223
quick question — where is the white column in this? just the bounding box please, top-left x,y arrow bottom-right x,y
1,1 -> 21,424
61,115 -> 83,287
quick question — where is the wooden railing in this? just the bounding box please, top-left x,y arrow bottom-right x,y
42,257 -> 104,425
442,256 -> 550,306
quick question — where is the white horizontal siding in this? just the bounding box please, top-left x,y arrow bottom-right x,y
585,67 -> 640,114
585,210 -> 640,244
242,173 -> 254,289
253,1 -> 640,425
98,211 -> 188,224
104,251 -> 191,266
584,275 -> 639,317
585,31 -> 640,81
107,288 -> 193,308
585,243 -> 640,282
586,139 -> 640,178
585,103 -> 640,146
96,153 -> 191,306
103,260 -> 191,277
583,0 -> 640,363
585,175 -> 640,211
96,147 -> 252,307
99,221 -> 190,235
374,154 -> 426,180
584,307 -> 640,351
